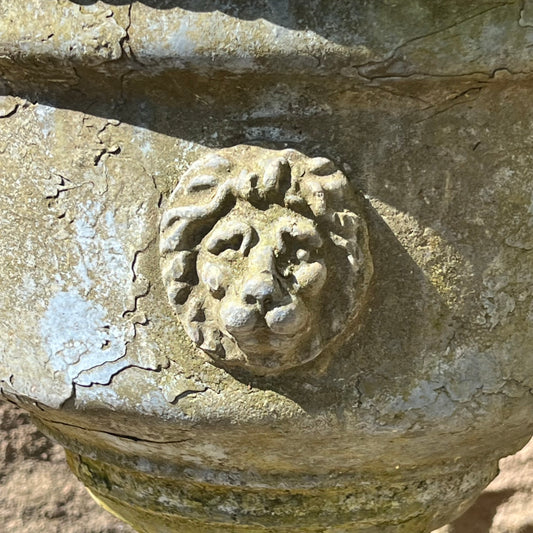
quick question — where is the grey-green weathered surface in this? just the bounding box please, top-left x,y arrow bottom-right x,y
0,1 -> 532,531
2,1 -> 533,79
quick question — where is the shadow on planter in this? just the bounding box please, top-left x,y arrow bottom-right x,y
66,0 -> 502,48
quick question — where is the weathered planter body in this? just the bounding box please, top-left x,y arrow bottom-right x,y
1,1 -> 533,531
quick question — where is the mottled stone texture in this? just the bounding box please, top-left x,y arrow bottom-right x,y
0,1 -> 532,531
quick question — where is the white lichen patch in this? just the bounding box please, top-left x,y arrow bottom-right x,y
73,200 -> 131,298
33,104 -> 56,141
40,290 -> 128,384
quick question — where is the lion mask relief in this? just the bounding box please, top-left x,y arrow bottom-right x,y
160,146 -> 373,375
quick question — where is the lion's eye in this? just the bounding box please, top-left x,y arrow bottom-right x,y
207,234 -> 243,256
279,248 -> 315,278
296,249 -> 310,262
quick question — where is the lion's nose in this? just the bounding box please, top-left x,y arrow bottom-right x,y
242,276 -> 275,309
242,246 -> 283,312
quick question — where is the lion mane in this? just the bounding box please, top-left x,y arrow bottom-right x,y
160,146 -> 373,375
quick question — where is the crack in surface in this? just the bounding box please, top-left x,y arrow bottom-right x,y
364,84 -> 432,106
118,4 -> 133,59
42,416 -> 192,444
131,237 -> 156,284
357,2 -> 515,80
116,4 -> 137,102
44,173 -> 92,201
122,279 -> 151,318
122,267 -> 152,323
170,387 -> 209,405
75,359 -> 170,388
414,86 -> 485,123
93,120 -> 121,166
0,102 -> 19,119
122,164 -> 160,317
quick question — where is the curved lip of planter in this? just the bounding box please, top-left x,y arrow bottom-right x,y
0,2 -> 533,84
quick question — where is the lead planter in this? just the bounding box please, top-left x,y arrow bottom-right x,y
1,2 -> 533,532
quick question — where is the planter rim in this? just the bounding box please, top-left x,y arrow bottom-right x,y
1,1 -> 533,83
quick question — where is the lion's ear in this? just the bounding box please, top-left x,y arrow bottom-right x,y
330,212 -> 369,270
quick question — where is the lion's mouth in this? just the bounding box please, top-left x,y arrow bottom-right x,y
232,326 -> 309,353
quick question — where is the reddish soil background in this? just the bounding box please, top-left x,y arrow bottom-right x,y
1,398 -> 532,533
0,399 -> 133,533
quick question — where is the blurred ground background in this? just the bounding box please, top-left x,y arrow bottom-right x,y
1,398 -> 532,533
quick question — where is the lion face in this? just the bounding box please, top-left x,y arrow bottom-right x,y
197,202 -> 327,365
160,146 -> 373,375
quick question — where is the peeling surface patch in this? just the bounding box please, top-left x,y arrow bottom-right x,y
41,291 -> 128,384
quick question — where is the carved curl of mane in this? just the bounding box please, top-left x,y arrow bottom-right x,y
160,146 -> 373,374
